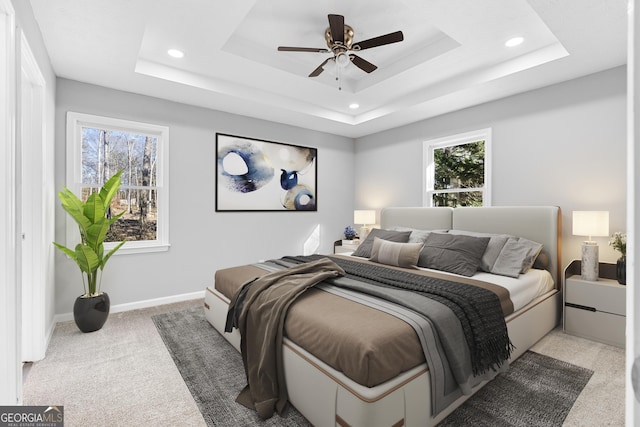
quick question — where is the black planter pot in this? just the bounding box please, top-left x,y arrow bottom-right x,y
616,256 -> 627,286
73,292 -> 110,333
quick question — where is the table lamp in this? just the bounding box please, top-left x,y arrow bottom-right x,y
354,210 -> 376,240
572,211 -> 609,281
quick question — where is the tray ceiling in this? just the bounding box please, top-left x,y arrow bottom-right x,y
30,0 -> 627,137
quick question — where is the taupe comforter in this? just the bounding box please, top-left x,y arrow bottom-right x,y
219,254 -> 515,419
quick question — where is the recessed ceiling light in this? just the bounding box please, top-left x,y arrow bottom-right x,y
349,103 -> 360,109
167,49 -> 184,58
505,37 -> 524,47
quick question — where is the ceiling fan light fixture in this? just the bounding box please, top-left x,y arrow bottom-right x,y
336,52 -> 350,68
505,37 -> 524,47
167,49 -> 184,58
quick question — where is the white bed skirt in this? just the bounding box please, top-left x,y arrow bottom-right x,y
204,286 -> 560,427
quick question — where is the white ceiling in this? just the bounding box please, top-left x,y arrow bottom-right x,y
29,0 -> 627,138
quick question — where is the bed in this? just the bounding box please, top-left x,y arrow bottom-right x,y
204,206 -> 562,427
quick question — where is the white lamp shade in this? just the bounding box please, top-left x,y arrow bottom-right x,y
572,211 -> 609,238
354,210 -> 376,225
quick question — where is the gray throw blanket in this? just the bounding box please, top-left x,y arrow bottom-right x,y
224,258 -> 345,420
283,254 -> 514,376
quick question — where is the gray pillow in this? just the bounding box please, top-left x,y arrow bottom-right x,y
515,238 -> 543,273
491,237 -> 544,277
418,233 -> 490,277
389,226 -> 432,244
369,237 -> 423,268
351,229 -> 411,258
448,229 -> 511,272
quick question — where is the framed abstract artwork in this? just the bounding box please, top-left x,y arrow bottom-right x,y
215,133 -> 317,211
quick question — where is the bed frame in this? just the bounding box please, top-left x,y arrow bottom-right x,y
204,206 -> 561,427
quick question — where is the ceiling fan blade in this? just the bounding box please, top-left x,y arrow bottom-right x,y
349,54 -> 377,73
353,30 -> 404,50
309,57 -> 332,77
278,46 -> 330,53
328,14 -> 345,45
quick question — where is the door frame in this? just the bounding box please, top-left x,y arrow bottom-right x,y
0,0 -> 20,405
19,28 -> 47,363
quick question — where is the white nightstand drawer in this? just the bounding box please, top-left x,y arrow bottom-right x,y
334,245 -> 357,255
565,276 -> 625,316
565,306 -> 625,348
334,241 -> 359,254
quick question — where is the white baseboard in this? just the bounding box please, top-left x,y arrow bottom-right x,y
53,290 -> 205,324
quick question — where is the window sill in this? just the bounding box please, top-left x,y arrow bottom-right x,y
107,242 -> 171,255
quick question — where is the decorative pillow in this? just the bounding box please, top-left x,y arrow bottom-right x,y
514,237 -> 544,273
448,229 -> 511,272
389,226 -> 432,244
351,229 -> 411,258
417,233 -> 490,277
491,237 -> 544,277
369,237 -> 423,268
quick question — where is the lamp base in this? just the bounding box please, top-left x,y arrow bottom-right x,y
581,242 -> 599,281
359,226 -> 371,241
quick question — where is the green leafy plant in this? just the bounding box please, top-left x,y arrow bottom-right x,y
609,231 -> 626,257
53,171 -> 126,296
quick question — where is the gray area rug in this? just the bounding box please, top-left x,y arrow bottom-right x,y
152,307 -> 311,426
438,350 -> 594,426
153,308 -> 593,427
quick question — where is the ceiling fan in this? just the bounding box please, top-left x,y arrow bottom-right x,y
277,14 -> 404,78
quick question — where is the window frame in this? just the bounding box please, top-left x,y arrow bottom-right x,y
65,111 -> 170,254
423,128 -> 492,207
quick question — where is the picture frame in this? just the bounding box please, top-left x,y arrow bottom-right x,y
215,133 -> 317,211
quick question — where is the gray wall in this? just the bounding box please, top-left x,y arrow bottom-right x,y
55,66 -> 627,314
54,79 -> 355,315
354,66 -> 627,269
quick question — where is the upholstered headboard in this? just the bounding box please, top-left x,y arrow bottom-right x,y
380,206 -> 561,286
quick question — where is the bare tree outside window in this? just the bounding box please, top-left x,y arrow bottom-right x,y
80,127 -> 158,242
67,112 -> 169,254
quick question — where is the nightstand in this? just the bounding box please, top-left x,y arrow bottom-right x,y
334,239 -> 360,254
563,260 -> 625,348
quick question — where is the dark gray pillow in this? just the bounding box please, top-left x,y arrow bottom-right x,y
448,229 -> 511,272
418,233 -> 490,277
351,229 -> 411,258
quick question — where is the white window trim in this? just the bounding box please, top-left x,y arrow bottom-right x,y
65,112 -> 170,254
423,128 -> 492,207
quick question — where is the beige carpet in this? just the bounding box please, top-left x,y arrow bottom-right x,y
22,299 -> 625,426
530,329 -> 625,426
23,299 -> 207,427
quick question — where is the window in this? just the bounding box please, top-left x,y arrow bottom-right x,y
66,112 -> 169,254
424,128 -> 491,207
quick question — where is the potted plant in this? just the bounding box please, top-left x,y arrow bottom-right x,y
342,225 -> 359,246
53,171 -> 126,332
609,231 -> 626,285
